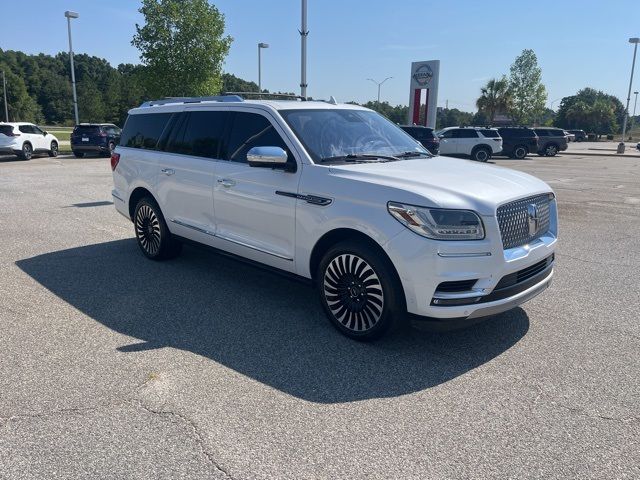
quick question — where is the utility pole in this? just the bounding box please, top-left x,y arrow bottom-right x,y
2,70 -> 8,122
65,11 -> 80,125
258,43 -> 269,92
618,37 -> 639,153
299,0 -> 308,98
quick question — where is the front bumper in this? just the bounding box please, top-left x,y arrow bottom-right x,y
383,208 -> 557,322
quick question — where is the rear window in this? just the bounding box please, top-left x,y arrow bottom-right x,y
0,125 -> 14,136
120,113 -> 172,150
74,125 -> 101,135
479,129 -> 500,138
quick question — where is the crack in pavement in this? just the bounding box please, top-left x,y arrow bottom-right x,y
531,384 -> 640,425
0,398 -> 236,480
554,252 -> 635,268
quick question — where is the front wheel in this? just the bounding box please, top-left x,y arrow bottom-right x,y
48,141 -> 58,157
133,197 -> 182,260
317,241 -> 403,340
544,144 -> 558,156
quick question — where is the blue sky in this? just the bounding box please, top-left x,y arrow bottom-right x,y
1,0 -> 639,110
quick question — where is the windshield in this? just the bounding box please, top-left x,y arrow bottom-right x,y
280,109 -> 428,162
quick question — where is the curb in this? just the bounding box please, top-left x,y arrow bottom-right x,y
559,150 -> 640,159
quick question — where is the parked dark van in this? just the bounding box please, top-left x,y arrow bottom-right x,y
400,125 -> 439,154
496,127 -> 539,159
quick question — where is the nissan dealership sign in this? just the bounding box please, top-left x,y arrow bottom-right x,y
408,60 -> 440,128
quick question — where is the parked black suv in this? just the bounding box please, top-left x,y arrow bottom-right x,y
533,128 -> 568,157
400,125 -> 439,154
567,129 -> 587,142
496,127 -> 538,159
71,123 -> 121,158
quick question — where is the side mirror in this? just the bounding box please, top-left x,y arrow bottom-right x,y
43,131 -> 48,136
247,146 -> 291,171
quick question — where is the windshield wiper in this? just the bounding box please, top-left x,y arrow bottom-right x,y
394,151 -> 434,158
319,153 -> 400,163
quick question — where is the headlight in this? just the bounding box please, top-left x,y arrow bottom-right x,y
387,202 -> 484,240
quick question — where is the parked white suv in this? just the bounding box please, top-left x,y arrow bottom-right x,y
111,96 -> 557,340
435,126 -> 502,162
0,122 -> 59,159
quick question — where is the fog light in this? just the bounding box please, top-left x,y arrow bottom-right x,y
431,297 -> 482,306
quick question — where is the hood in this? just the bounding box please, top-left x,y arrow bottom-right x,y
328,156 -> 552,215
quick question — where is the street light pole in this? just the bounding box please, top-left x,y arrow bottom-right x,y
2,70 -> 8,122
65,11 -> 80,125
631,91 -> 639,133
618,37 -> 639,153
367,77 -> 393,103
299,0 -> 308,98
258,43 -> 269,92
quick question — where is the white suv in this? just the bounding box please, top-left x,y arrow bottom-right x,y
0,122 -> 59,160
436,126 -> 502,162
111,96 -> 557,340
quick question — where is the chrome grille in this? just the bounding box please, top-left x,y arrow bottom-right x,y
497,194 -> 552,249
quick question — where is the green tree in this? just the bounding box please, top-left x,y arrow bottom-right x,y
555,88 -> 624,134
476,76 -> 511,123
437,108 -> 474,128
132,0 -> 232,98
508,49 -> 547,125
0,64 -> 43,122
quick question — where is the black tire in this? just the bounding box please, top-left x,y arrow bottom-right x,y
133,197 -> 182,260
19,142 -> 33,160
73,151 -> 84,158
544,144 -> 558,157
471,147 -> 491,162
512,145 -> 528,159
48,141 -> 58,157
317,240 -> 404,340
576,137 -> 583,142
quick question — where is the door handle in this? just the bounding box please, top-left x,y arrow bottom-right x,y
217,178 -> 236,188
161,168 -> 175,175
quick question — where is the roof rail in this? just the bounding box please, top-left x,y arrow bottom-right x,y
139,95 -> 244,108
223,92 -> 309,101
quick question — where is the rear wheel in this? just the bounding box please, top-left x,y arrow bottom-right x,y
512,145 -> 528,159
19,143 -> 32,160
317,241 -> 403,340
471,147 -> 491,162
48,141 -> 58,157
133,197 -> 182,260
73,151 -> 84,158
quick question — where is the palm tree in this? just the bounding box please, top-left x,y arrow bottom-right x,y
476,77 -> 511,124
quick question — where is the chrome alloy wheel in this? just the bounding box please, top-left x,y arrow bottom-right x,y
323,254 -> 384,332
135,204 -> 161,256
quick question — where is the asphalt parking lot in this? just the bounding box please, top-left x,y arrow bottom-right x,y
0,152 -> 638,479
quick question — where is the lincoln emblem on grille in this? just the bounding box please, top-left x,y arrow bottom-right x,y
527,204 -> 539,235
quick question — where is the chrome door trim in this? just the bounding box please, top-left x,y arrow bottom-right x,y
171,219 -> 293,261
437,252 -> 492,258
170,218 -> 215,236
214,233 -> 294,261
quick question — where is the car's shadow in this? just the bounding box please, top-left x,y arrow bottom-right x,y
16,239 -> 529,403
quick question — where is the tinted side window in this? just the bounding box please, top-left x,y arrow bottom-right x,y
498,129 -> 514,138
226,112 -> 289,163
19,125 -> 34,134
534,129 -> 547,137
439,130 -> 455,138
120,113 -> 171,149
480,129 -> 500,138
455,129 -> 478,138
165,111 -> 229,158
